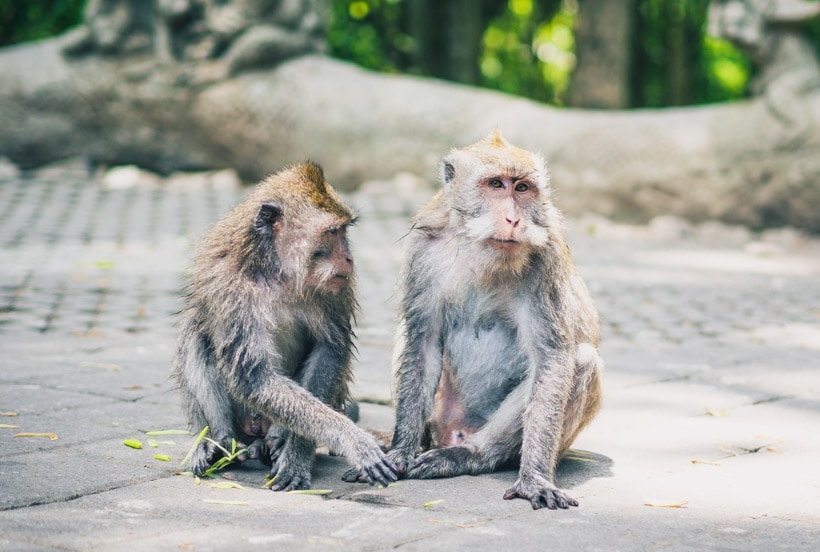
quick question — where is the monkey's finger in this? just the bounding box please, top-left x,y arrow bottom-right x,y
369,466 -> 392,488
284,477 -> 310,492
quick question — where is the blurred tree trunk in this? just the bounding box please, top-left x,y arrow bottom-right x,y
568,0 -> 636,109
407,0 -> 504,85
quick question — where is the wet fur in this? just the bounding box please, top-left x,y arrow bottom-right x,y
172,162 -> 396,490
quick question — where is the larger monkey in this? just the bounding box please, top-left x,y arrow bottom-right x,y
173,162 -> 397,491
346,132 -> 603,509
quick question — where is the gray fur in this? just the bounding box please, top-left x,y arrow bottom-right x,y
385,132 -> 604,510
172,162 -> 397,490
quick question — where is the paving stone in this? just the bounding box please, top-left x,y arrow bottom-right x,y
1,166 -> 819,550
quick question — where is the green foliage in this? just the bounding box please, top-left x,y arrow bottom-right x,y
632,0 -> 750,107
5,0 -> 819,109
0,0 -> 84,47
479,0 -> 567,104
328,0 -> 411,73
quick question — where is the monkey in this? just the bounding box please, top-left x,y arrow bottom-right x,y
344,131 -> 603,510
172,161 -> 397,491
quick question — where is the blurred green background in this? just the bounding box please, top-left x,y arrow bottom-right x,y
2,0 -> 819,108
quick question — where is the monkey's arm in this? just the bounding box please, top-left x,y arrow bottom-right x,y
237,370 -> 396,487
389,327 -> 443,471
269,332 -> 355,491
503,346 -> 578,510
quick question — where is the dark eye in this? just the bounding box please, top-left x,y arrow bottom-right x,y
489,179 -> 503,189
327,226 -> 339,235
514,182 -> 530,192
312,247 -> 330,260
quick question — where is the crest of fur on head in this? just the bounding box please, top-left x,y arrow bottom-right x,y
197,161 -> 357,296
436,129 -> 560,258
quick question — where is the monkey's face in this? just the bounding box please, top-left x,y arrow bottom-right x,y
302,223 -> 355,294
474,171 -> 545,256
442,132 -> 552,261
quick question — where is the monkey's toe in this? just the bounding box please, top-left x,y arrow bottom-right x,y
503,480 -> 578,511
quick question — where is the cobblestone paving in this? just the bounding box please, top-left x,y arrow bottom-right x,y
2,167 -> 818,366
1,164 -> 819,549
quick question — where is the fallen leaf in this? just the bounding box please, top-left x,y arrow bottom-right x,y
766,447 -> 783,454
207,481 -> 245,489
201,499 -> 248,506
0,424 -> 21,429
1,412 -> 18,417
705,408 -> 726,417
154,454 -> 172,462
123,439 -> 143,449
287,489 -> 332,495
14,432 -> 58,441
690,459 -> 721,466
423,499 -> 445,508
645,499 -> 688,508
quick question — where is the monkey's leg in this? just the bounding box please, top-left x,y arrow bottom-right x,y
503,350 -> 578,510
175,332 -> 238,475
559,343 -> 603,455
386,323 -> 444,473
405,380 -> 528,479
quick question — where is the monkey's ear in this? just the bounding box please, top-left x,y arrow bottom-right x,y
442,161 -> 455,185
255,203 -> 283,232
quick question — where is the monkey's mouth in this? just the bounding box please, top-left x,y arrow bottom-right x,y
488,238 -> 521,252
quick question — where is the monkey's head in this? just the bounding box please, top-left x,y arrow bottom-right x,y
440,130 -> 558,262
241,161 -> 357,295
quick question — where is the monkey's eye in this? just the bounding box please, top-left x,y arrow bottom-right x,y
312,247 -> 331,260
489,179 -> 504,189
327,226 -> 340,235
514,182 -> 530,192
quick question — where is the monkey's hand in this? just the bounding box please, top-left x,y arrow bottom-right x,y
246,438 -> 270,464
404,446 -> 475,479
340,435 -> 399,487
190,437 -> 249,476
503,475 -> 578,510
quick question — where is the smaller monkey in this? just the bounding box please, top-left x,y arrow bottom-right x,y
344,131 -> 603,510
173,161 -> 397,490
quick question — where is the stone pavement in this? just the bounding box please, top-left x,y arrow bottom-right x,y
1,161 -> 819,551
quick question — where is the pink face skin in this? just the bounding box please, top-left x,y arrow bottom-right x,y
481,174 -> 538,254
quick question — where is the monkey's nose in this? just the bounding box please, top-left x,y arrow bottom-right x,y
506,217 -> 520,228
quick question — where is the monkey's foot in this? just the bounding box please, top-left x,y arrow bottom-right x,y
503,476 -> 578,510
404,446 -> 475,479
382,447 -> 415,476
268,463 -> 311,492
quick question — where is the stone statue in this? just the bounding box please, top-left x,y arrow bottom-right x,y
0,0 -> 818,231
709,0 -> 820,146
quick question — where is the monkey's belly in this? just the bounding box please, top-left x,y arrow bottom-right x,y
436,315 -> 527,443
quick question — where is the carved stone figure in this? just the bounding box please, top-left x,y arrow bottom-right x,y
0,0 -> 819,231
709,0 -> 820,146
